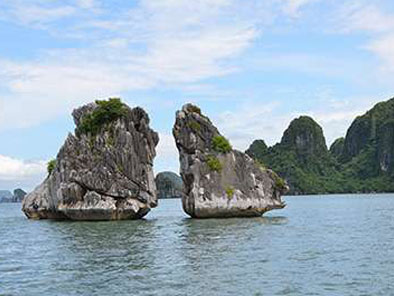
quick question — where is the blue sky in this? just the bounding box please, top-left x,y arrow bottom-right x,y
1,0 -> 394,191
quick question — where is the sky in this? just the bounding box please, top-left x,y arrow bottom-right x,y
1,0 -> 394,191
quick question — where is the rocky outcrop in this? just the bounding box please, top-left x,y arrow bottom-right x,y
246,116 -> 340,195
0,190 -> 13,203
22,98 -> 159,220
173,104 -> 287,218
330,137 -> 345,159
13,189 -> 26,202
155,171 -> 183,199
245,139 -> 268,161
281,116 -> 328,158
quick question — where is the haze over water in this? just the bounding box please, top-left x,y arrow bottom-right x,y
1,195 -> 393,296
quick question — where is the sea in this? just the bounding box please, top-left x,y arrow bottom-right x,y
1,194 -> 393,296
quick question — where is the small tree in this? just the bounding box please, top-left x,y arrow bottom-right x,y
47,159 -> 56,175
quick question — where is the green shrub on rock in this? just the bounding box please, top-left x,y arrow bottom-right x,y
212,135 -> 232,153
47,159 -> 56,175
187,121 -> 201,132
225,186 -> 235,198
206,155 -> 222,172
186,105 -> 202,115
77,98 -> 127,136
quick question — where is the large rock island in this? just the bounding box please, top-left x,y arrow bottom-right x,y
155,171 -> 183,199
22,98 -> 159,220
173,104 -> 288,218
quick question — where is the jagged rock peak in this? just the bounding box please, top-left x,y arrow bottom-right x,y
246,139 -> 268,160
22,98 -> 159,220
330,137 -> 345,158
173,103 -> 288,218
281,116 -> 328,157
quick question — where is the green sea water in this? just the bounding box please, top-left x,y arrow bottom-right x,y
1,195 -> 394,295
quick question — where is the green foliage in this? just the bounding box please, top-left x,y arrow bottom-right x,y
247,97 -> 394,194
186,105 -> 202,115
77,98 -> 127,136
187,121 -> 201,132
225,186 -> 235,198
47,159 -> 56,175
212,135 -> 232,153
271,171 -> 286,190
206,155 -> 222,172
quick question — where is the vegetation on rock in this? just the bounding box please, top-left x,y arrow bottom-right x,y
206,155 -> 222,172
225,186 -> 235,198
187,121 -> 201,132
212,135 -> 232,153
246,97 -> 394,194
47,159 -> 56,175
77,98 -> 127,136
186,105 -> 202,115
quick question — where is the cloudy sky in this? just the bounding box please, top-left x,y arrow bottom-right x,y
1,0 -> 394,191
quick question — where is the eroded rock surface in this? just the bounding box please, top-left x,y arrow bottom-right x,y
173,104 -> 287,218
22,99 -> 159,220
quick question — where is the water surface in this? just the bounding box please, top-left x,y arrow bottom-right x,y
1,194 -> 394,295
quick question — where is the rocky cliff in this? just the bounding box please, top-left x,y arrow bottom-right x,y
247,97 -> 394,194
173,104 -> 287,218
13,189 -> 26,202
329,137 -> 345,159
247,116 -> 340,195
22,98 -> 159,220
155,171 -> 183,199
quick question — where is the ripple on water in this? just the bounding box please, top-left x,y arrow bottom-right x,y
1,195 -> 394,295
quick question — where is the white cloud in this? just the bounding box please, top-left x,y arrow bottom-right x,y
282,0 -> 316,17
154,133 -> 179,175
215,101 -> 292,149
0,1 -> 76,27
0,0 -> 269,131
338,2 -> 394,33
76,0 -> 96,9
337,2 -> 394,73
366,35 -> 394,72
0,155 -> 46,190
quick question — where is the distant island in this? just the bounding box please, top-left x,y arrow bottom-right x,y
0,189 -> 27,203
246,97 -> 394,195
155,171 -> 183,199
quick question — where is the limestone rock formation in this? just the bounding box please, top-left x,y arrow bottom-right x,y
22,98 -> 159,220
173,104 -> 287,218
246,116 -> 339,195
155,171 -> 183,199
0,190 -> 13,203
13,189 -> 26,202
329,137 -> 345,159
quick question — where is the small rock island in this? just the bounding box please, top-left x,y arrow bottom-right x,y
22,98 -> 159,220
173,104 -> 288,218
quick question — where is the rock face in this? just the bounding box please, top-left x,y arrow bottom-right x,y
155,171 -> 183,199
13,189 -> 26,202
173,104 -> 287,218
329,137 -> 345,159
22,99 -> 159,220
0,190 -> 13,203
281,116 -> 328,158
246,116 -> 338,195
245,139 -> 268,161
247,97 -> 394,194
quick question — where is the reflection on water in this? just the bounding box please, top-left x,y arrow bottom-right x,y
1,195 -> 394,295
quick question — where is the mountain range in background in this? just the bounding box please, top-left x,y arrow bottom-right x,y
246,97 -> 394,195
0,189 -> 27,203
